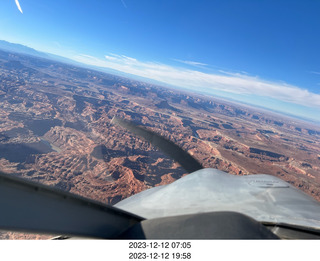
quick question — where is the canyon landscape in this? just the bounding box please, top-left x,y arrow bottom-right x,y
1,49 -> 320,238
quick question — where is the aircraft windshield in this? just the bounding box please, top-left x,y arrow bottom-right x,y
0,1 -> 320,239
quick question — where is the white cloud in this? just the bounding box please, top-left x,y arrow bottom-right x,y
73,53 -> 320,109
173,59 -> 208,67
121,0 -> 127,8
310,71 -> 320,75
15,0 -> 23,14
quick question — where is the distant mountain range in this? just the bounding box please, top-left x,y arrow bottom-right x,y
0,40 -> 81,65
0,40 -> 177,88
0,40 -> 49,58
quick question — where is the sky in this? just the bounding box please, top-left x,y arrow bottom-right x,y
1,0 -> 320,122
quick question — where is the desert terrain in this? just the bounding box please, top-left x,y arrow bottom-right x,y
1,49 -> 320,238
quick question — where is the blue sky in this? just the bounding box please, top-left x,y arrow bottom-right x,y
1,0 -> 320,122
